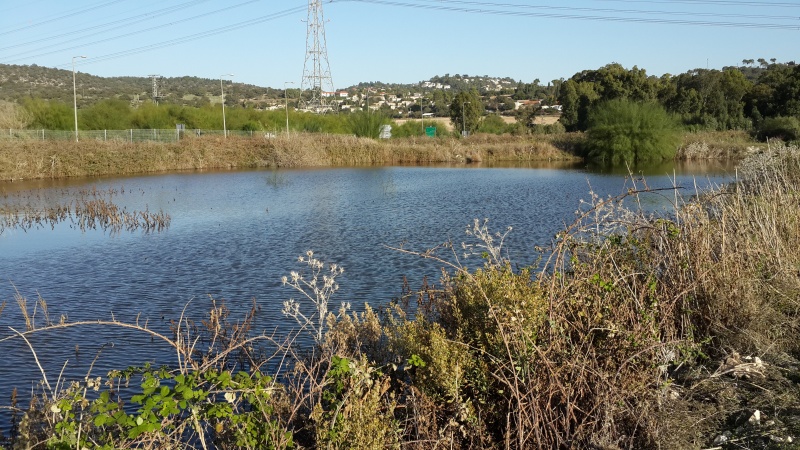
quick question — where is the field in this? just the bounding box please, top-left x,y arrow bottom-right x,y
393,116 -> 454,131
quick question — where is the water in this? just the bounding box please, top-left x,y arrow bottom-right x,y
0,161 -> 735,432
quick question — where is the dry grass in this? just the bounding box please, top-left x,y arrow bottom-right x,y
0,130 -> 766,182
0,101 -> 29,129
534,143 -> 800,448
322,145 -> 800,448
0,186 -> 170,235
678,130 -> 767,159
0,133 -> 580,181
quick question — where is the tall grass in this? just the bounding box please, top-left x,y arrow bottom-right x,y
677,129 -> 766,159
0,133 -> 579,181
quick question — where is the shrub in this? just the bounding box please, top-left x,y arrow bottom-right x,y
756,115 -> 800,142
389,120 -> 425,138
21,98 -> 73,130
476,114 -> 509,135
346,110 -> 391,138
0,100 -> 30,129
311,355 -> 400,449
585,99 -> 679,164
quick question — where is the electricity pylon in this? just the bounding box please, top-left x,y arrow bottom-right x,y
148,74 -> 163,105
300,0 -> 334,113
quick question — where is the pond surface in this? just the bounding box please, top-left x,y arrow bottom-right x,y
0,160 -> 735,432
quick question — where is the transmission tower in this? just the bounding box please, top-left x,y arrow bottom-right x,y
300,0 -> 334,113
149,74 -> 163,105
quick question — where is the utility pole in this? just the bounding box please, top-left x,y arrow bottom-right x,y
462,101 -> 470,136
72,55 -> 86,142
149,75 -> 163,105
285,81 -> 294,134
220,74 -> 234,138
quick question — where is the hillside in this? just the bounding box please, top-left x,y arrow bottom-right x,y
0,64 -> 281,108
0,64 -> 525,109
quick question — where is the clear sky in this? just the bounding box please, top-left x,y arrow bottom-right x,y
0,0 -> 797,90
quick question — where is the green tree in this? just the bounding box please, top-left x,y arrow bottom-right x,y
662,68 -> 752,130
430,90 -> 453,116
449,90 -> 483,135
130,103 -> 172,129
558,63 -> 659,132
500,97 -> 516,112
756,116 -> 800,142
391,119 -> 426,137
80,99 -> 132,129
22,98 -> 72,130
745,64 -> 800,121
584,99 -> 679,165
477,114 -> 508,135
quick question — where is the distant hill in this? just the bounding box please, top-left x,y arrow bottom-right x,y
0,64 -> 522,108
0,64 -> 281,108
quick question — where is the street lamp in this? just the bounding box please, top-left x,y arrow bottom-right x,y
220,74 -> 234,138
284,81 -> 295,134
462,101 -> 470,136
420,96 -> 424,135
72,55 -> 86,142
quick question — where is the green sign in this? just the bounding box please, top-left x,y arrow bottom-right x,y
425,126 -> 436,137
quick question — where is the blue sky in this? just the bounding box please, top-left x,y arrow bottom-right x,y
0,0 -> 797,90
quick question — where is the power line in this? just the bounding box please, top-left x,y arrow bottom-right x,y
430,0 -> 793,21
343,0 -> 799,30
585,0 -> 800,8
0,0 -> 211,53
1,0 -> 272,63
0,0 -> 128,37
55,6 -> 307,69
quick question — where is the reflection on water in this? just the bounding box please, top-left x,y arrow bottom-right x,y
0,161 -> 736,433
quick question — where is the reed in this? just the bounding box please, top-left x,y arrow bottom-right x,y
677,129 -> 766,159
0,187 -> 169,235
0,133 -> 581,181
0,130 -> 766,182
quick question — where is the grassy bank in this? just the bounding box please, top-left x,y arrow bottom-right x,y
0,130 -> 767,182
2,146 -> 798,449
0,133 -> 579,182
677,129 -> 767,159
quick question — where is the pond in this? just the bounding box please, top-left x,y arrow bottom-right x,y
0,160 -> 736,432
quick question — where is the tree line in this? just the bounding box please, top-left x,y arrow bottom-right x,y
557,61 -> 799,140
3,60 -> 798,147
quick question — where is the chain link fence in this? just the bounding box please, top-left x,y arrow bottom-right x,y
1,129 -> 268,143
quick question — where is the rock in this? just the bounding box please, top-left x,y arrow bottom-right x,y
748,410 -> 762,426
713,432 -> 731,445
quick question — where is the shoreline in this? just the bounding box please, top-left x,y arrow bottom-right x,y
0,130 -> 763,182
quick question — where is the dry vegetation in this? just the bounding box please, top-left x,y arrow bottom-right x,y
677,129 -> 768,159
0,133 -> 580,182
0,129 -> 770,182
0,101 -> 28,130
2,146 -> 799,449
0,186 -> 170,235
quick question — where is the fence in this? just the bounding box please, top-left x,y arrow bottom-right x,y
1,129 -> 270,143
